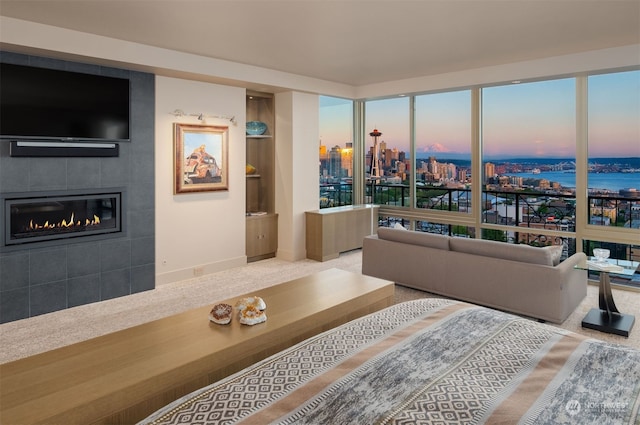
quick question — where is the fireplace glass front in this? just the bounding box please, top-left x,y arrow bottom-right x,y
4,191 -> 122,247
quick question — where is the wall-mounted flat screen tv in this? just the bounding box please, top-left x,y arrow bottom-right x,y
0,62 -> 130,142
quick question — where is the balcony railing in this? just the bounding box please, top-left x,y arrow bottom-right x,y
358,181 -> 639,229
588,194 -> 640,228
320,181 -> 639,289
482,189 -> 576,232
320,183 -> 353,208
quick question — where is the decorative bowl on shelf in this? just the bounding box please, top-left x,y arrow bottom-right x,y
246,121 -> 267,135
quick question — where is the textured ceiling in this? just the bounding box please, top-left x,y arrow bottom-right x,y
1,0 -> 639,86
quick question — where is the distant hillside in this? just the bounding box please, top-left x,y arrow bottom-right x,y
414,156 -> 640,168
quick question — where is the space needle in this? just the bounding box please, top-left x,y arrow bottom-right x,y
369,128 -> 382,179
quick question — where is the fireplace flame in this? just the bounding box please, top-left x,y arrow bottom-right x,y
28,214 -> 102,231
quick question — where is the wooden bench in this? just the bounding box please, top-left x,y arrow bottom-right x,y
0,268 -> 394,424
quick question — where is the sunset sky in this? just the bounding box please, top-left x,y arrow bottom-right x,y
320,70 -> 639,159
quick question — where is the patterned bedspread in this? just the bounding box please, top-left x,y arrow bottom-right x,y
139,299 -> 640,425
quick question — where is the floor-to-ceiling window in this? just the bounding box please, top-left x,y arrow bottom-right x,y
587,70 -> 640,228
412,90 -> 474,236
363,96 -> 410,208
583,70 -> 640,284
481,78 -> 577,255
338,69 -> 638,289
319,95 -> 354,208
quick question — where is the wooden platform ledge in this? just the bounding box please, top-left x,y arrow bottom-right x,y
0,268 -> 394,425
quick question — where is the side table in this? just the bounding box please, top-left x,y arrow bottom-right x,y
577,258 -> 638,337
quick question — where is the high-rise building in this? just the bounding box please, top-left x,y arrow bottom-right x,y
485,162 -> 496,183
341,142 -> 353,177
329,145 -> 342,178
428,156 -> 438,174
319,143 -> 328,178
445,163 -> 457,180
397,161 -> 407,178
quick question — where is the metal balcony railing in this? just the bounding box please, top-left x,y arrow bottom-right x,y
320,181 -> 637,237
588,194 -> 640,228
320,182 -> 640,229
482,189 -> 576,231
341,181 -> 639,229
321,181 -> 639,289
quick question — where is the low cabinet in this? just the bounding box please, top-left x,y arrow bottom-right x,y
246,213 -> 278,262
305,205 -> 378,261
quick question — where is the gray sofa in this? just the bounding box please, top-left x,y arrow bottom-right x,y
362,227 -> 587,323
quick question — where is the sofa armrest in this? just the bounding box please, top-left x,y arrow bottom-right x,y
555,252 -> 587,272
554,252 -> 588,323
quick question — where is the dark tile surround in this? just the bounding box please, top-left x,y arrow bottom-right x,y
0,52 -> 156,323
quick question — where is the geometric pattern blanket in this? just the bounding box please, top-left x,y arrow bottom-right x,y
139,299 -> 640,425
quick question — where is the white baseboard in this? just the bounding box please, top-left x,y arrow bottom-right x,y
156,256 -> 247,285
276,248 -> 306,262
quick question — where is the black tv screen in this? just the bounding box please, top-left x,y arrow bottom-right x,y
0,63 -> 130,142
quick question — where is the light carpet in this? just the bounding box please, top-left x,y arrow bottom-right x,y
1,250 -> 638,364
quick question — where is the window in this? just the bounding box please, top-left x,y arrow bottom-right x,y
481,79 -> 576,247
416,220 -> 475,238
587,70 -> 640,228
377,215 -> 475,239
319,96 -> 354,208
415,91 -> 472,213
378,215 -> 410,229
364,97 -> 410,206
348,69 -> 638,289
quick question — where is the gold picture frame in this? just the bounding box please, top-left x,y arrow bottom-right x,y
174,123 -> 229,194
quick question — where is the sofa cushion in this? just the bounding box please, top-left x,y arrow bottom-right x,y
546,245 -> 563,266
377,227 -> 450,250
449,237 -> 557,266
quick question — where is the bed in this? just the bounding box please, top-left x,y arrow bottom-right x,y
139,299 -> 640,424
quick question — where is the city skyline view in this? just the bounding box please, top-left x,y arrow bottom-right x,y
320,139 -> 639,193
319,70 -> 639,160
319,71 -> 638,287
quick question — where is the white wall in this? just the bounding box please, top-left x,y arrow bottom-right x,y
275,92 -> 320,261
155,76 -> 247,284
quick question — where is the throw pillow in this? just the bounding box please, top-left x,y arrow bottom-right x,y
544,245 -> 563,266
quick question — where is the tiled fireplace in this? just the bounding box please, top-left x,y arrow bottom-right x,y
4,189 -> 123,248
0,52 -> 156,323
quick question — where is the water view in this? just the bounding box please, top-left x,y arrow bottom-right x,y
512,171 -> 639,192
